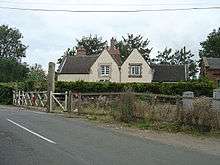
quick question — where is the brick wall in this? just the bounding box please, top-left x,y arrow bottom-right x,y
206,69 -> 220,87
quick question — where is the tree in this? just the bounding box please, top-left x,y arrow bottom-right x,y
199,28 -> 220,58
0,25 -> 27,60
76,34 -> 107,55
26,64 -> 46,82
57,34 -> 106,64
57,48 -> 75,64
117,34 -> 152,62
23,64 -> 47,91
153,47 -> 173,64
154,46 -> 198,79
172,47 -> 198,79
0,58 -> 29,82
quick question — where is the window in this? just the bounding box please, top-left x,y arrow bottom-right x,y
130,65 -> 141,76
100,65 -> 110,77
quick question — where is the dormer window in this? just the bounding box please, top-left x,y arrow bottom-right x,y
100,65 -> 110,77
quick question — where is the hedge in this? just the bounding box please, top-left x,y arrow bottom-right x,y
0,84 -> 13,105
55,80 -> 214,97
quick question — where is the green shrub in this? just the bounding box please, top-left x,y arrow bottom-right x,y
55,80 -> 213,96
179,97 -> 218,132
118,92 -> 136,123
0,84 -> 13,104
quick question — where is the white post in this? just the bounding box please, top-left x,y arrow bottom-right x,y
182,91 -> 194,110
49,91 -> 53,112
64,91 -> 68,112
47,62 -> 55,112
18,91 -> 21,106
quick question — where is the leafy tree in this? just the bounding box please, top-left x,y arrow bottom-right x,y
0,25 -> 27,60
154,46 -> 198,79
199,28 -> 220,58
117,34 -> 152,62
172,47 -> 198,79
0,58 -> 29,82
26,64 -> 46,82
153,47 -> 172,64
23,64 -> 47,91
76,34 -> 107,55
58,34 -> 106,64
57,48 -> 75,64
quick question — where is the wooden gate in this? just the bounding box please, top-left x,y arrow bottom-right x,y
13,91 -> 68,112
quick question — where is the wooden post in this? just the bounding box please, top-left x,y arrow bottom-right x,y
67,91 -> 72,113
47,62 -> 55,113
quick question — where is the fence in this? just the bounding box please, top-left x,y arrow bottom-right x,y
13,91 -> 68,112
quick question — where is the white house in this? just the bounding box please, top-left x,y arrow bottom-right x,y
57,38 -> 187,83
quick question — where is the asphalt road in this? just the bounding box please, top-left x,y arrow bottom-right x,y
0,106 -> 220,165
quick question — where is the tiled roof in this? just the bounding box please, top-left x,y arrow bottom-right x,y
205,57 -> 220,69
151,64 -> 186,82
59,55 -> 99,74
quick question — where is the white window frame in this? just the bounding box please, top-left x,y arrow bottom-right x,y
130,65 -> 141,76
100,65 -> 110,77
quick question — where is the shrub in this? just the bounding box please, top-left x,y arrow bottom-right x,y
55,80 -> 213,97
0,84 -> 13,104
179,97 -> 218,132
118,91 -> 136,123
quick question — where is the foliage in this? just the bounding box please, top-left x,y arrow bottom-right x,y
152,47 -> 172,64
57,34 -> 107,64
118,91 -> 136,123
17,64 -> 47,91
116,34 -> 152,62
56,80 -> 213,97
76,34 -> 107,55
153,46 -> 198,79
0,58 -> 29,82
57,48 -> 75,64
179,97 -> 219,132
199,27 -> 220,58
0,84 -> 13,104
0,25 -> 27,60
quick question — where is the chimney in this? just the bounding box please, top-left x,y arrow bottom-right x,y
110,37 -> 117,49
108,37 -> 121,66
76,46 -> 86,56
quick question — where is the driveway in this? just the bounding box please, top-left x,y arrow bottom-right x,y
0,106 -> 219,165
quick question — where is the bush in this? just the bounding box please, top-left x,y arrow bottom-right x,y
0,84 -> 13,104
179,97 -> 218,132
56,80 -> 213,97
118,92 -> 136,123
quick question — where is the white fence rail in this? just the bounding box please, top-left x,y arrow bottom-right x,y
13,91 -> 68,112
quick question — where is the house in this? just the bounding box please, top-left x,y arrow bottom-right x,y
57,38 -> 187,83
200,57 -> 220,87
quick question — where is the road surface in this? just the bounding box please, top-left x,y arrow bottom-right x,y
0,106 -> 219,165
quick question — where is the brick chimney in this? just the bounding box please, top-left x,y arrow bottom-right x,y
76,46 -> 86,56
108,37 -> 121,66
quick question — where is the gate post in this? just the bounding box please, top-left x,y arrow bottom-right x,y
64,91 -> 68,112
67,91 -> 72,113
47,62 -> 55,113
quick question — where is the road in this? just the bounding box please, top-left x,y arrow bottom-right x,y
0,106 -> 219,165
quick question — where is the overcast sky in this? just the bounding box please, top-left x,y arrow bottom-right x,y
0,0 -> 220,69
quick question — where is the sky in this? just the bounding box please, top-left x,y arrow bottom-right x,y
0,0 -> 220,70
